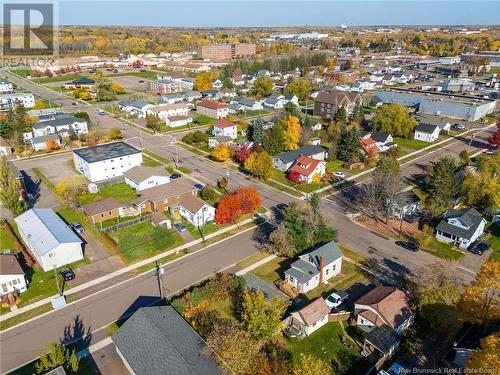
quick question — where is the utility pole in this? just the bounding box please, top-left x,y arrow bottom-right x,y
155,261 -> 165,299
53,265 -> 61,296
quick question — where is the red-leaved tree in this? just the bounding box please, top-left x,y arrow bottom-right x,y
235,145 -> 251,163
287,171 -> 303,184
487,123 -> 500,150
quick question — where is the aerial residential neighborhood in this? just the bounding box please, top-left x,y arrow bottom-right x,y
0,2 -> 499,375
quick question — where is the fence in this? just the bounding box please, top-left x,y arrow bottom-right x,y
328,311 -> 351,322
93,175 -> 125,188
98,214 -> 152,233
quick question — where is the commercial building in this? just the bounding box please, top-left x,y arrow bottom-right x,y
197,43 -> 256,60
146,79 -> 183,95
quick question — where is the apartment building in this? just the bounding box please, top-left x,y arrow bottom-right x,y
197,43 -> 256,60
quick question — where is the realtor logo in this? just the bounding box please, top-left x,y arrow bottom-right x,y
2,2 -> 58,67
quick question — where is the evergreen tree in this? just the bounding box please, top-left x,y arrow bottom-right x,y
262,123 -> 285,155
251,118 -> 265,143
68,126 -> 78,141
425,156 -> 460,216
333,106 -> 347,126
336,127 -> 360,162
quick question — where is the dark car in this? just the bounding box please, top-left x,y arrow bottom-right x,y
276,203 -> 288,211
174,223 -> 186,232
395,241 -> 419,252
468,241 -> 490,255
60,267 -> 75,281
71,222 -> 85,234
138,80 -> 145,83
194,183 -> 203,190
71,102 -> 77,106
170,173 -> 181,179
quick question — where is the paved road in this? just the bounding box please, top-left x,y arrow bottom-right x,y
0,226 -> 261,373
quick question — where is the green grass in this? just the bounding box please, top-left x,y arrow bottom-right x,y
79,182 -> 137,205
0,227 -> 18,250
420,237 -> 464,260
286,322 -> 362,374
110,222 -> 183,263
177,165 -> 192,174
0,303 -> 53,332
193,115 -> 213,126
251,256 -> 289,285
34,73 -> 84,84
34,99 -> 61,109
339,246 -> 367,263
10,68 -> 32,78
487,223 -> 500,262
264,179 -> 303,197
296,181 -> 329,193
8,352 -> 94,375
236,252 -> 270,269
143,155 -> 162,167
393,137 -> 434,151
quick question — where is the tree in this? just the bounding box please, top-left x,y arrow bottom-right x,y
35,342 -> 79,374
293,353 -> 331,375
461,154 -> 500,213
459,149 -> 469,166
215,194 -> 241,224
372,103 -> 417,138
336,127 -> 360,162
424,156 -> 460,216
46,138 -> 60,151
465,332 -> 500,371
145,114 -> 163,131
200,185 -> 216,202
68,126 -> 78,141
286,78 -> 311,101
107,128 -> 123,140
252,76 -> 273,98
243,151 -> 273,180
0,157 -> 26,215
370,156 -> 401,222
195,72 -> 212,91
459,261 -> 500,325
94,76 -> 115,102
241,289 -> 288,342
287,171 -> 302,184
351,104 -> 364,124
55,176 -> 86,208
333,106 -> 347,126
284,102 -> 302,118
110,83 -> 126,94
206,325 -> 262,375
283,115 -> 301,150
235,144 -> 251,163
211,144 -> 233,162
262,122 -> 286,155
264,222 -> 293,257
33,100 -> 46,110
250,118 -> 265,143
217,176 -> 228,190
234,187 -> 261,214
487,123 -> 500,150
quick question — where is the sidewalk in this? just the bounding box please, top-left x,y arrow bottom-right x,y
0,217 -> 256,322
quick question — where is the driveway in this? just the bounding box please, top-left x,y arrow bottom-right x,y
38,159 -> 79,186
23,169 -> 61,209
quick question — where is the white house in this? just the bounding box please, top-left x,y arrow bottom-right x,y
232,97 -> 263,111
0,254 -> 27,298
284,241 -> 343,294
118,100 -> 154,118
124,165 -> 170,192
178,195 -> 215,227
289,155 -> 326,184
0,77 -> 14,93
272,145 -> 328,172
196,100 -> 229,119
289,298 -> 330,337
435,208 -> 486,249
212,79 -> 223,89
14,208 -> 83,272
363,132 -> 396,153
73,142 -> 143,182
212,119 -> 238,139
165,115 -> 193,127
29,115 -> 88,139
414,123 -> 440,142
147,103 -> 191,121
0,93 -> 35,111
263,95 -> 286,109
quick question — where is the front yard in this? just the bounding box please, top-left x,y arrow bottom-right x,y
486,223 -> 500,262
393,137 -> 434,151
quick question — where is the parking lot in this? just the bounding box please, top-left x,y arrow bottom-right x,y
38,159 -> 80,186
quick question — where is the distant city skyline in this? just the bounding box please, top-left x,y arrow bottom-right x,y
57,1 -> 499,27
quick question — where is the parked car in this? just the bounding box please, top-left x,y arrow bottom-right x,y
485,149 -> 495,155
395,241 -> 419,252
333,172 -> 346,179
138,80 -> 145,83
276,203 -> 288,211
170,173 -> 181,179
71,102 -> 77,106
60,267 -> 75,281
325,291 -> 349,309
194,183 -> 203,190
174,223 -> 186,232
71,222 -> 85,234
452,124 -> 466,130
468,241 -> 490,255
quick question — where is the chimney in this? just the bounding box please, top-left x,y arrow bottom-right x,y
319,255 -> 325,284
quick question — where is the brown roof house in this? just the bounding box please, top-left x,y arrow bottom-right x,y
82,198 -> 125,225
288,298 -> 331,337
313,91 -> 362,120
354,286 -> 414,367
123,165 -> 170,192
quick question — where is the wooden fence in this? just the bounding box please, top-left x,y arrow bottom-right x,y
98,214 -> 152,233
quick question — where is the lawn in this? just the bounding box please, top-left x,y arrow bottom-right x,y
251,256 -> 292,285
34,99 -> 61,109
419,236 -> 464,260
236,251 -> 270,270
110,221 -> 183,263
79,182 -> 137,205
1,226 -> 18,251
193,115 -> 213,126
487,223 -> 500,262
286,322 -> 362,374
185,221 -> 224,240
10,68 -> 32,78
143,155 -> 162,167
393,137 -> 434,151
34,73 -> 84,84
326,159 -> 366,175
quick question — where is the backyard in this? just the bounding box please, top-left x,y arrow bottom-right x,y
487,223 -> 500,262
79,182 -> 137,205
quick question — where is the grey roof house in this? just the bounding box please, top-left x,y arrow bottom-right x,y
112,306 -> 219,375
272,145 -> 328,172
435,207 -> 487,249
284,241 -> 343,294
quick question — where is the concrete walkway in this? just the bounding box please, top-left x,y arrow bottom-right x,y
0,217 -> 255,322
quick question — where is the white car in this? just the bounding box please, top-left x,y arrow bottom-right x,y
325,291 -> 349,309
333,172 -> 345,179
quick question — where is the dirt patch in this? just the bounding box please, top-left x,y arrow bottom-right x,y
38,160 -> 79,186
355,215 -> 422,241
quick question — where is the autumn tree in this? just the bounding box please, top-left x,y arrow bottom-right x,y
55,176 -> 86,208
241,289 -> 288,342
252,76 -> 273,98
200,185 -> 216,202
283,115 -> 301,150
487,123 -> 500,150
285,78 -> 311,101
46,138 -> 60,151
35,342 -> 79,374
234,187 -> 261,214
195,72 -> 212,91
465,332 -> 500,371
215,194 -> 241,224
244,151 -> 273,180
461,154 -> 500,213
0,156 -> 26,216
210,144 -> 233,162
372,103 -> 417,138
293,353 -> 331,375
110,83 -> 126,94
235,144 -> 251,163
459,261 -> 500,325
264,222 -> 293,257
107,128 -> 123,140
94,76 -> 115,102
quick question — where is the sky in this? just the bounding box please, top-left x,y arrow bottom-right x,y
55,1 -> 499,27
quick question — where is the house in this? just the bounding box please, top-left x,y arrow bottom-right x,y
212,118 -> 238,139
435,207 -> 487,249
231,74 -> 245,86
131,177 -> 195,215
284,241 -> 343,294
180,77 -> 196,91
228,102 -> 244,114
414,123 -> 440,142
263,95 -> 286,109
232,97 -> 264,111
272,145 -> 328,172
196,100 -> 228,119
147,103 -> 191,121
208,136 -> 234,148
0,93 -> 35,111
415,114 -> 453,133
29,115 -> 88,139
161,93 -> 185,104
178,195 -> 215,227
0,136 -> 12,156
392,191 -> 420,221
363,132 -> 396,152
30,133 -> 62,151
165,115 -> 193,127
313,91 -> 362,119
14,208 -> 83,271
73,142 -> 143,182
361,137 -> 380,160
146,79 -> 182,95
218,88 -> 237,99
124,165 -> 170,191
0,254 -> 27,298
354,286 -> 413,334
256,69 -> 271,77
309,137 -> 321,146
289,155 -> 326,184
82,198 -> 125,225
112,306 -> 219,375
0,77 -> 14,93
289,298 -> 331,337
212,79 -> 223,89
362,325 -> 402,367
183,91 -> 202,102
200,89 -> 219,99
284,94 -> 300,106
118,100 -> 153,118
238,85 -> 251,94
310,122 -> 322,131
64,77 -> 95,89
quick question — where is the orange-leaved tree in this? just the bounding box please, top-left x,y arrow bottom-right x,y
46,138 -> 60,151
215,193 -> 241,224
234,187 -> 261,215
